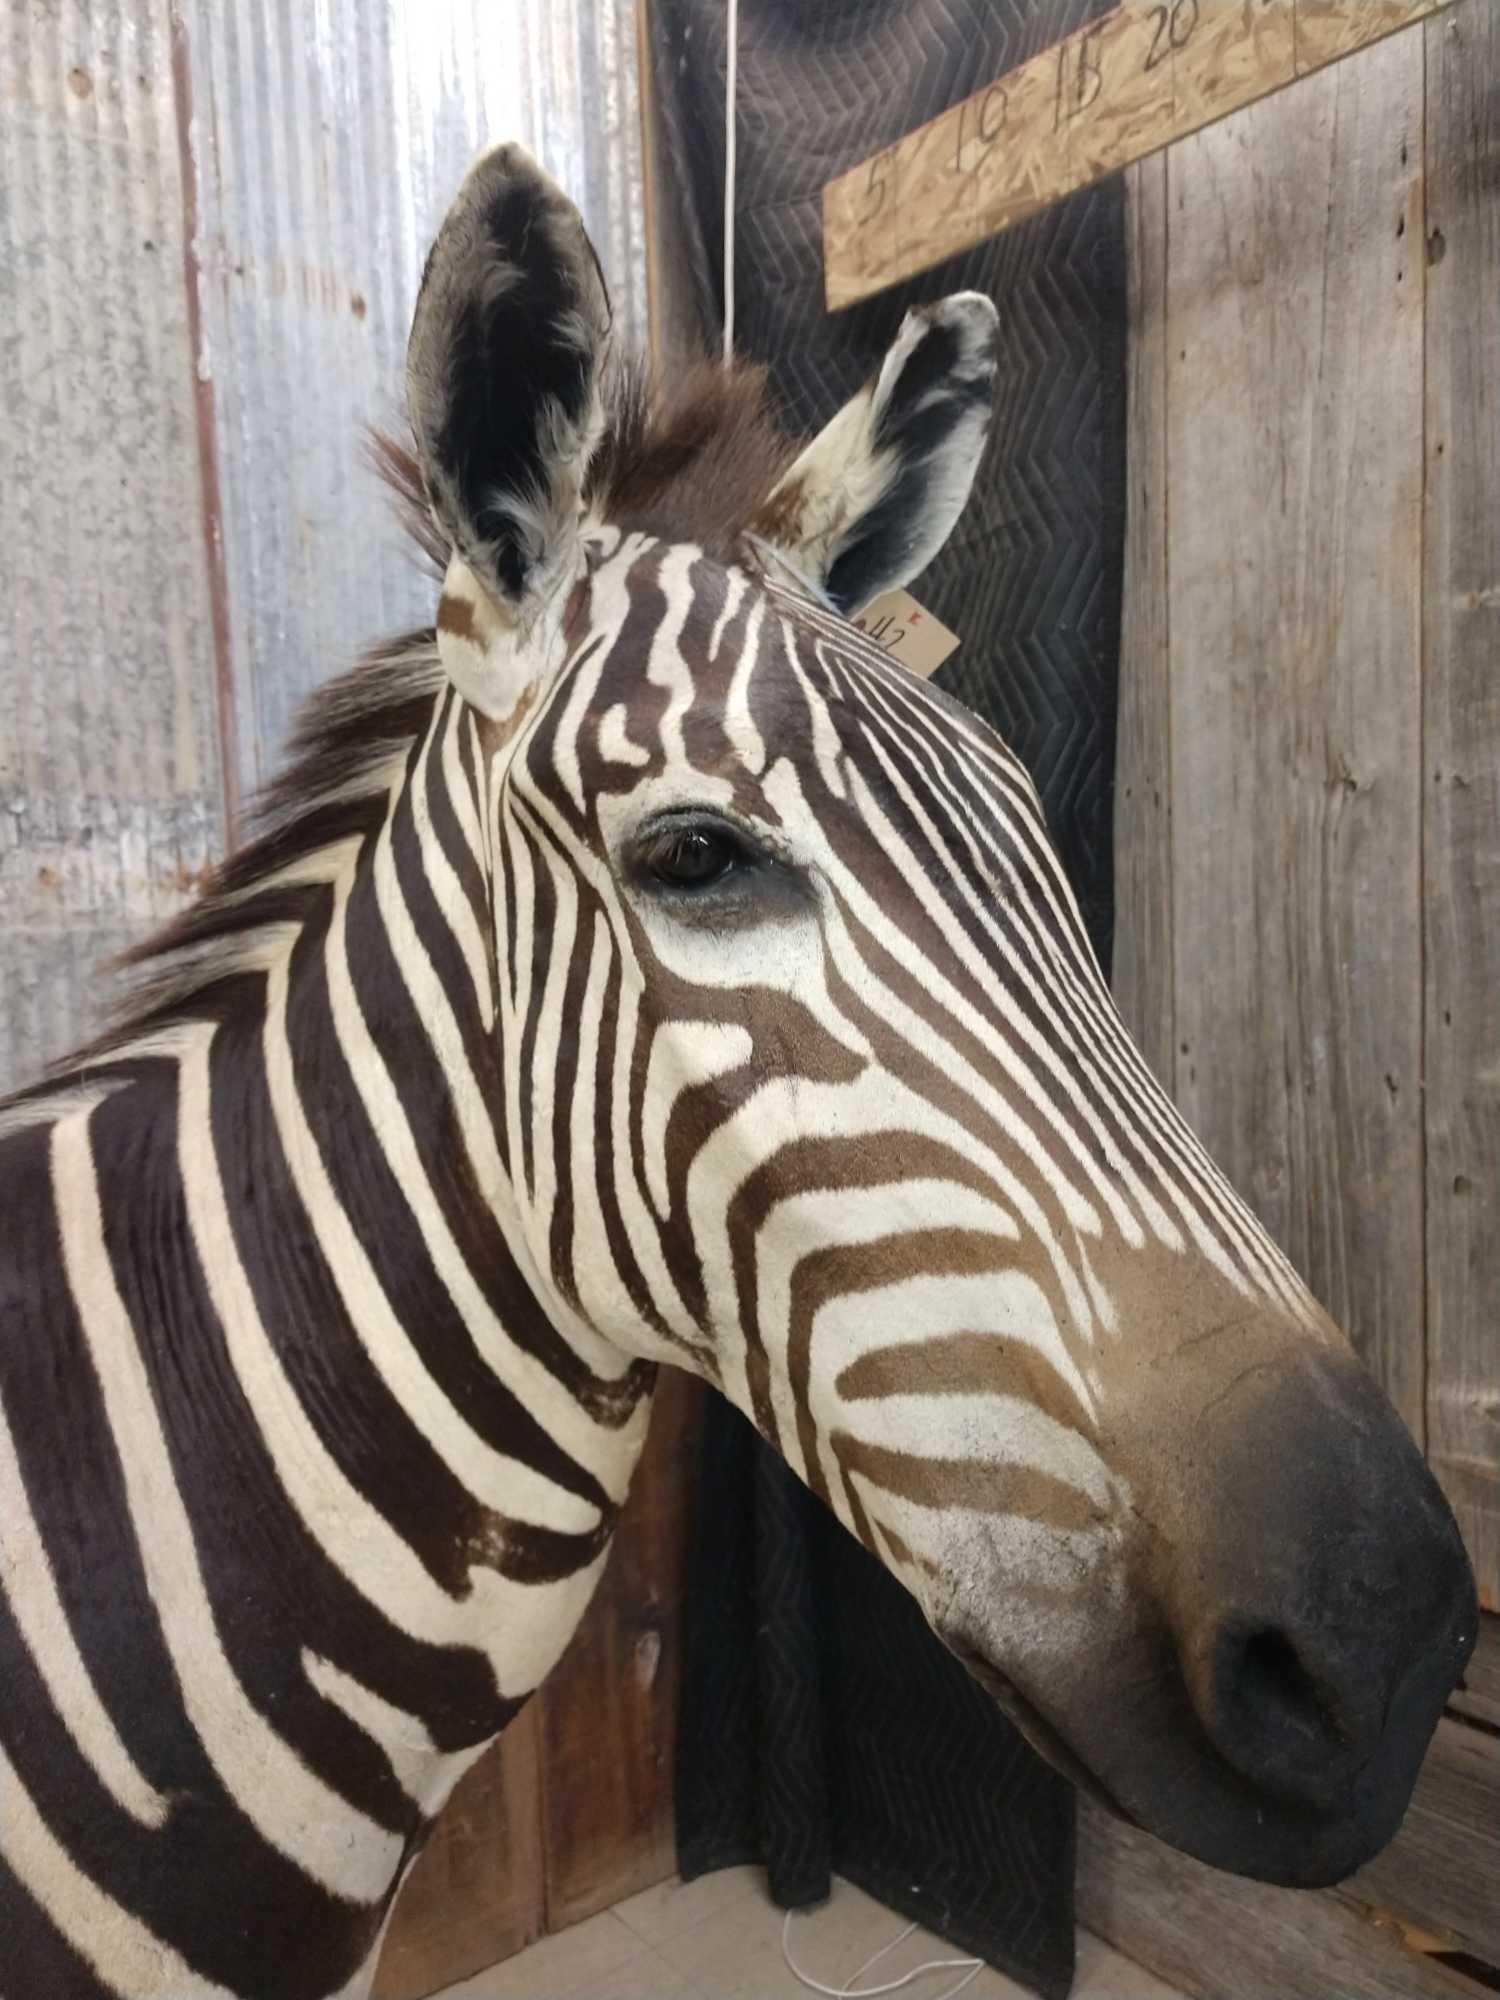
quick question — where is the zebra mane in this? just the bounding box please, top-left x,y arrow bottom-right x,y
0,354 -> 793,1118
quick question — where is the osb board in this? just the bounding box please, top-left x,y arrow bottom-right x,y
1420,0 -> 1500,1612
822,0 -> 1460,308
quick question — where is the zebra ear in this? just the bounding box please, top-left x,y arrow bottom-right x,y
406,145 -> 611,717
750,293 -> 998,618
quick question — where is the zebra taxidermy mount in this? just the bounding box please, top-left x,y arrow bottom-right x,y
0,145 -> 1477,1999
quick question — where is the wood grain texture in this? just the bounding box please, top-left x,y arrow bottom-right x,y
374,1378 -> 704,1995
1111,154 -> 1174,1085
373,1705 -> 545,2000
1421,0 -> 1500,1613
1346,1718 -> 1500,1967
536,1371 -> 704,1931
821,0 -> 1457,308
1077,1797 -> 1486,2000
1164,39 -> 1427,1430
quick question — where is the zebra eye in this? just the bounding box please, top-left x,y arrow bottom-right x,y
639,819 -> 744,891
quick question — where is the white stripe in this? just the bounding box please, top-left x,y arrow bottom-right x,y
178,1021 -> 553,1693
411,707 -> 495,1031
267,923 -> 602,1533
51,1110 -> 399,1903
640,1021 -> 753,1220
0,1394 -> 168,1830
840,1394 -> 1113,1510
301,1653 -> 441,1810
363,804 -> 639,1469
439,693 -> 488,877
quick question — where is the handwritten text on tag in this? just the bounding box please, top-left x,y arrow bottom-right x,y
852,588 -> 960,678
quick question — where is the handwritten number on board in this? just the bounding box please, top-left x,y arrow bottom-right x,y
1145,0 -> 1200,72
862,148 -> 894,222
1054,24 -> 1104,128
977,83 -> 1007,146
953,82 -> 1008,175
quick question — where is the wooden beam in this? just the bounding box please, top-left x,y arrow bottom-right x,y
822,0 -> 1465,309
1110,154 -> 1174,1087
1077,1792 -> 1492,2000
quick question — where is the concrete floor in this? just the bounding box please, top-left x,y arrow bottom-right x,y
432,1866 -> 1186,2000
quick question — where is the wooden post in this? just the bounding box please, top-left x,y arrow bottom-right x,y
1421,0 -> 1500,1614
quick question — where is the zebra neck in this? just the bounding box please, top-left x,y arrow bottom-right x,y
247,704 -> 656,1699
0,697 -> 656,1993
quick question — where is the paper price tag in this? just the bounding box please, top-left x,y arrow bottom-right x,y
852,588 -> 960,677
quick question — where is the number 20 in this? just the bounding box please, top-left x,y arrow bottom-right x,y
1145,0 -> 1199,71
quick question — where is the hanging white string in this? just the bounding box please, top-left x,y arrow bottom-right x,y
722,0 -> 740,362
782,1908 -> 984,2000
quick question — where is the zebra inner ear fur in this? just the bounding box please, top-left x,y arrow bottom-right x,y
748,292 -> 999,617
406,143 -> 611,714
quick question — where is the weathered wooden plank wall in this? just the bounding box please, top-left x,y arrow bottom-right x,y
1114,0 -> 1497,1634
1166,27 -> 1428,1432
1108,2 -> 1500,1990
1421,0 -> 1500,1625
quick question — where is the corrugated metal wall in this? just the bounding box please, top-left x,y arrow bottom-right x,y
0,0 -> 645,1093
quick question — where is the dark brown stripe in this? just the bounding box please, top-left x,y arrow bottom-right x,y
829,1431 -> 1104,1535
836,1332 -> 1098,1443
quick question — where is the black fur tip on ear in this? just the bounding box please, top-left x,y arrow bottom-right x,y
406,145 -> 611,612
871,293 -> 998,453
824,291 -> 998,616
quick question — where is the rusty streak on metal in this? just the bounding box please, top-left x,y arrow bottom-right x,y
169,6 -> 241,849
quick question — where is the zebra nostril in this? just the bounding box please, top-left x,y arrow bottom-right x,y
1233,1627 -> 1346,1745
1182,1613 -> 1365,1811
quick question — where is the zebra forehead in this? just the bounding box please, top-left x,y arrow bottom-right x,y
547,536 -> 1033,794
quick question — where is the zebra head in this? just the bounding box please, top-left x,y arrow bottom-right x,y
407,148 -> 1476,1887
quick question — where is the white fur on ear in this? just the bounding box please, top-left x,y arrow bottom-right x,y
435,552 -> 575,723
752,291 -> 999,616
